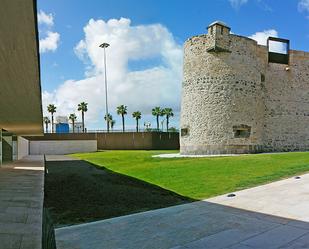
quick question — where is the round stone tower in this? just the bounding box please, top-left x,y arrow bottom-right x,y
180,21 -> 265,155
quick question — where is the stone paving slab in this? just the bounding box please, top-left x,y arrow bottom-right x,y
0,156 -> 44,249
56,200 -> 309,249
208,173 -> 309,222
240,225 -> 307,249
56,172 -> 309,249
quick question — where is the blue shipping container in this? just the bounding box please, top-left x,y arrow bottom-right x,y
56,123 -> 69,133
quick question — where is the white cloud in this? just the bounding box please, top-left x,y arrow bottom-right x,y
42,18 -> 182,129
39,31 -> 60,53
38,10 -> 60,53
229,0 -> 248,9
299,0 -> 309,12
37,10 -> 54,26
249,29 -> 286,53
249,29 -> 277,45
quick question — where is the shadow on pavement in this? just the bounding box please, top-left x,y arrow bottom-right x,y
55,200 -> 309,249
45,160 -> 196,227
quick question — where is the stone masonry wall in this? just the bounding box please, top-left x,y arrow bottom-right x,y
180,23 -> 309,154
263,50 -> 309,152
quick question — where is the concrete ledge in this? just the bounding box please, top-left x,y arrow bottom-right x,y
153,153 -> 241,158
29,140 -> 97,155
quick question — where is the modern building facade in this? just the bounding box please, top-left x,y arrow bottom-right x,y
180,21 -> 309,155
0,0 -> 43,163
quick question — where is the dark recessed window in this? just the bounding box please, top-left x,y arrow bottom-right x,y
181,128 -> 189,137
233,125 -> 251,138
261,74 -> 265,82
234,130 -> 250,138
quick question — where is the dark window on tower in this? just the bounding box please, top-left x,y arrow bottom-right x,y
233,125 -> 251,138
234,130 -> 250,138
261,74 -> 265,82
181,128 -> 189,137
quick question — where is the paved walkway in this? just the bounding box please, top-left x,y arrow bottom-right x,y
0,156 -> 44,249
152,153 -> 241,158
56,173 -> 309,249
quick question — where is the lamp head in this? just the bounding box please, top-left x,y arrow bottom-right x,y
99,43 -> 110,48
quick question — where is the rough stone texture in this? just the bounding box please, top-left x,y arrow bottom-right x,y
180,21 -> 309,154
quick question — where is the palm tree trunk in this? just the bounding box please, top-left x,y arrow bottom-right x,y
82,112 -> 85,133
51,115 -> 54,133
166,116 -> 169,132
45,123 -> 48,133
107,121 -> 110,133
136,118 -> 138,132
156,115 -> 159,131
122,114 -> 125,132
72,120 -> 75,133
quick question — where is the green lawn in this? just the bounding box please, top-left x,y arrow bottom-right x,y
71,150 -> 309,199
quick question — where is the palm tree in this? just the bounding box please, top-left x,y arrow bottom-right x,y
43,116 -> 50,133
152,106 -> 163,131
68,113 -> 77,133
111,119 -> 116,131
163,108 -> 174,132
47,104 -> 56,133
132,111 -> 142,132
117,105 -> 127,132
104,113 -> 113,132
77,102 -> 88,132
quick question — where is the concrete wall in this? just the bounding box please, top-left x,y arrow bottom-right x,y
0,130 -> 2,164
24,132 -> 180,151
18,136 -> 29,160
12,140 -> 17,160
2,135 -> 13,162
96,132 -> 179,150
29,140 -> 97,155
180,21 -> 309,155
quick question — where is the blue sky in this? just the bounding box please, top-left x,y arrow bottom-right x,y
38,0 -> 309,130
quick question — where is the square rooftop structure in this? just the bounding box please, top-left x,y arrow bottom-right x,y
206,21 -> 231,52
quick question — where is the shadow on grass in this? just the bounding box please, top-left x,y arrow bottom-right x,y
45,160 -> 196,227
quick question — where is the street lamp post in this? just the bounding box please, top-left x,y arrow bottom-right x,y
99,42 -> 110,132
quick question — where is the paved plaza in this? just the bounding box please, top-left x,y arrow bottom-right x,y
56,172 -> 309,249
0,156 -> 44,249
